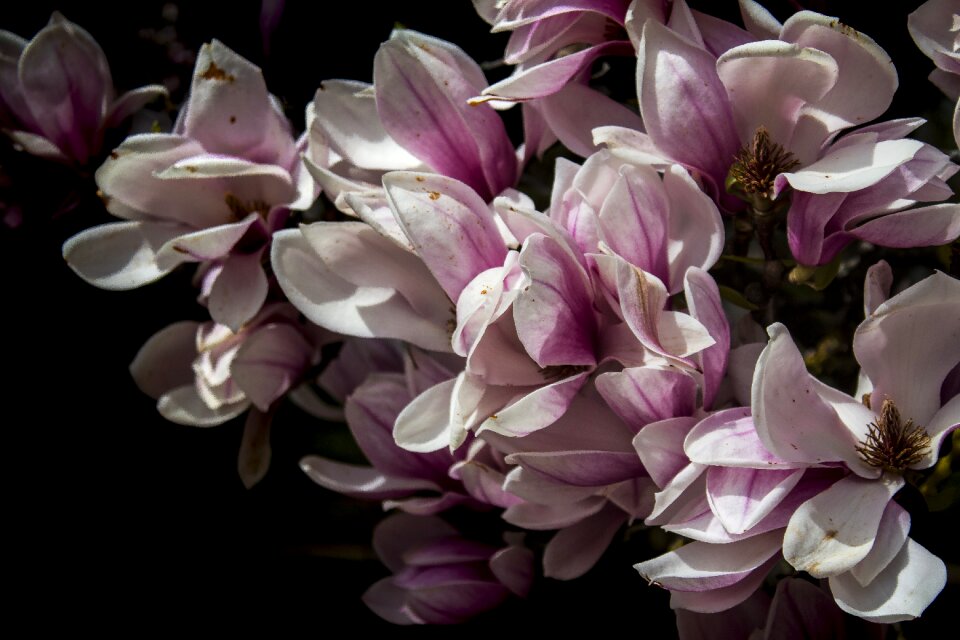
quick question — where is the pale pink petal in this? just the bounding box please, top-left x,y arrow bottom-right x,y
592,126 -> 672,168
926,395 -> 960,468
154,214 -> 260,269
830,538 -> 946,623
752,323 -> 865,467
476,41 -> 633,103
489,545 -> 535,597
491,0 -> 628,31
849,203 -> 960,249
386,493 -> 471,516
849,499 -> 911,587
270,227 -> 452,352
664,166 -> 725,293
453,459 -> 522,509
538,81 -> 645,157
634,529 -> 783,592
157,384 -> 248,427
502,466 -> 598,506
373,30 -> 516,200
129,321 -> 200,400
781,11 -> 898,133
384,171 -> 505,300
362,579 -> 420,625
632,416 -> 699,489
780,139 -> 925,195
854,270 -> 960,428
394,378 -> 458,453
311,80 -> 421,171
707,466 -> 805,535
104,84 -> 168,129
783,473 -> 904,577
237,408 -> 272,489
62,221 -> 186,290
543,505 -> 625,580
692,9 -> 755,57
738,0 -> 781,40
685,408 -> 803,469
684,268 -> 729,408
863,260 -> 893,316
477,371 -> 590,438
637,20 -> 740,193
717,41 -> 838,148
299,456 -> 439,501
207,249 -> 268,332
785,190 -> 846,266
154,154 -> 297,207
372,513 -> 458,572
5,130 -> 69,162
670,556 -> 778,614
232,324 -> 312,411
182,40 -> 295,166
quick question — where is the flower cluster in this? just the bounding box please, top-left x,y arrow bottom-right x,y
9,0 -> 959,634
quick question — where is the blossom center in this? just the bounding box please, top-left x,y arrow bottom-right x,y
855,398 -> 930,473
726,127 -> 799,212
539,364 -> 589,382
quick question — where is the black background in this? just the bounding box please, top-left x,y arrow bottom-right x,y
4,0 -> 955,634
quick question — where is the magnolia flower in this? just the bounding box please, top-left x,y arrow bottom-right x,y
363,513 -> 533,625
602,1 -> 959,267
0,13 -> 166,166
682,265 -> 959,622
130,303 -> 322,487
63,40 -> 313,330
909,0 -> 960,148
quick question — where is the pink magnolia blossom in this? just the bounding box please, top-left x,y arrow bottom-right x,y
129,303 -> 324,487
678,265 -> 959,622
363,513 -> 533,625
63,40 -> 313,331
0,13 -> 166,166
603,1 -> 959,267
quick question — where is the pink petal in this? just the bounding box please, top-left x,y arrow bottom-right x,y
181,40 -> 295,166
738,0 -> 782,39
669,556 -> 779,614
596,367 -> 697,432
270,226 -> 453,352
104,84 -> 168,129
157,384 -> 248,427
780,138 -> 925,195
362,579 -> 419,625
489,545 -> 535,597
634,529 -> 783,592
684,268 -> 729,408
706,466 -> 804,535
783,473 -> 904,577
300,456 -> 439,501
154,214 -> 260,269
232,324 -> 312,411
597,163 -> 670,284
310,80 -> 421,171
849,499 -> 911,587
62,221 -> 186,290
477,371 -> 590,438
863,260 -> 893,317
394,378 -> 458,453
371,513 -> 458,572
685,407 -> 799,468
237,409 -> 272,488
207,249 -> 268,332
538,81 -> 645,157
830,537 -> 946,623
854,270 -> 960,429
664,166 -> 725,293
503,495 -> 608,530
752,323 -> 865,467
543,505 -> 625,580
637,20 -> 740,194
717,41 -> 838,149
373,30 -> 515,200
632,416 -> 699,489
384,171 -> 505,300
692,9 -> 755,58
491,0 -> 629,31
781,11 -> 898,133
849,203 -> 960,249
514,234 -> 597,367
129,321 -> 200,400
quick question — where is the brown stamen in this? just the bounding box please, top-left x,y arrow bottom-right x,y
855,399 -> 930,473
539,364 -> 590,382
727,127 -> 800,209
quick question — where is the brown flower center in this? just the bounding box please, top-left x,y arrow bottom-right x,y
726,127 -> 800,212
855,399 -> 930,473
539,364 -> 590,382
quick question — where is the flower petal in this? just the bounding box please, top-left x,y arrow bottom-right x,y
543,505 -> 624,580
706,466 -> 804,535
62,221 -> 185,290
